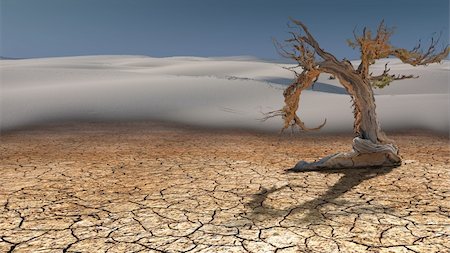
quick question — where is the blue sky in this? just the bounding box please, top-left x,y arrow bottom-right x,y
0,0 -> 448,60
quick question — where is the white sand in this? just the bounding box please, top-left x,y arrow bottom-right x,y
1,55 -> 448,134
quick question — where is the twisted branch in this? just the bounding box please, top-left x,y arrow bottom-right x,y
369,63 -> 418,88
348,21 -> 448,85
278,69 -> 326,131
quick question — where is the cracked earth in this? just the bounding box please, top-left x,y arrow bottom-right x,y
0,122 -> 449,253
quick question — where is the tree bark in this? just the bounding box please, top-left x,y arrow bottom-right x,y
291,62 -> 401,171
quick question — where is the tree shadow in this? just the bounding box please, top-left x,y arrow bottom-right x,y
246,166 -> 395,223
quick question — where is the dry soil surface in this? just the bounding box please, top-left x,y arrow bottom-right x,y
0,122 -> 449,253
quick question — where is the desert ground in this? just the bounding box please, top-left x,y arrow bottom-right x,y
1,56 -> 449,252
0,122 -> 449,253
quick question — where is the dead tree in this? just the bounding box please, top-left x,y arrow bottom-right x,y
270,19 -> 449,171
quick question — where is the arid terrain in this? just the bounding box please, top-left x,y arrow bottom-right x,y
0,122 -> 449,253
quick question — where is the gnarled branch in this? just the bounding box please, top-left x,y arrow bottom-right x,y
349,20 -> 395,79
289,18 -> 341,65
278,69 -> 326,131
368,63 -> 418,88
390,34 -> 449,66
348,20 -> 448,81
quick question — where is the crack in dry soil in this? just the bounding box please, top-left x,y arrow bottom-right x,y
0,122 -> 449,253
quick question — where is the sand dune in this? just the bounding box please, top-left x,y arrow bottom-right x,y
1,55 -> 448,134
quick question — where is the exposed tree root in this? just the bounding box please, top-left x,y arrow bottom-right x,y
289,137 -> 401,171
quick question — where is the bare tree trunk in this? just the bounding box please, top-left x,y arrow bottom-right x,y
292,70 -> 401,171
336,71 -> 384,143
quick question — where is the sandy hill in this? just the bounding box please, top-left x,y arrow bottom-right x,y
1,55 -> 448,134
